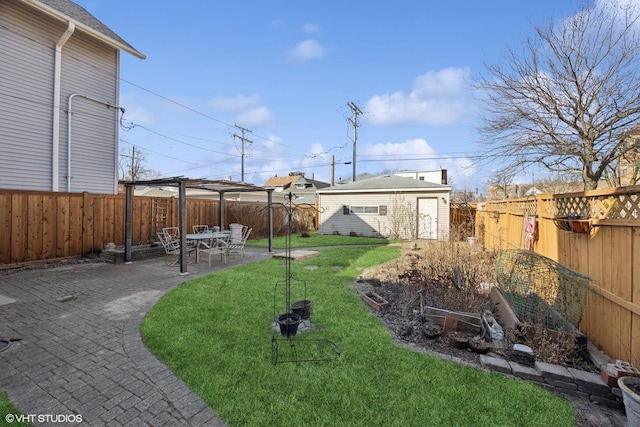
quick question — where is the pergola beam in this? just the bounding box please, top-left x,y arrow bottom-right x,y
121,176 -> 272,274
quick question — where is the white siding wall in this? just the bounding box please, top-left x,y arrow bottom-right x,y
319,191 -> 450,240
61,32 -> 119,194
0,1 -> 57,190
0,1 -> 120,194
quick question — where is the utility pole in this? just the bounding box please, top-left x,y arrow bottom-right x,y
119,146 -> 141,181
347,101 -> 362,182
331,155 -> 335,186
233,125 -> 253,182
130,146 -> 136,181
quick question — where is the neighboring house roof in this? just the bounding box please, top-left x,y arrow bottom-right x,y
337,172 -> 377,184
134,187 -> 178,198
26,0 -> 145,59
264,175 -> 298,189
318,175 -> 451,193
291,176 -> 329,189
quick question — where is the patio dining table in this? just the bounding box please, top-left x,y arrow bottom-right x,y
186,231 -> 231,263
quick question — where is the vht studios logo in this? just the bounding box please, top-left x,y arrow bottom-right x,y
5,413 -> 83,423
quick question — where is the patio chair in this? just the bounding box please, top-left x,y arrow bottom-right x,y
162,227 -> 180,242
157,231 -> 194,266
227,227 -> 251,258
192,225 -> 208,233
198,239 -> 228,266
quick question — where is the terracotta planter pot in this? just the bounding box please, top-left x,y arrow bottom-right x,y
362,291 -> 389,311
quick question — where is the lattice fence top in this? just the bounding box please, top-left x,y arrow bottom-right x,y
543,192 -> 640,220
509,199 -> 537,215
482,187 -> 640,221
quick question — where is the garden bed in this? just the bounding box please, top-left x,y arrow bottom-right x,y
355,241 -> 598,371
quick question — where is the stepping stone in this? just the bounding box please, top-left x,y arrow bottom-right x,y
272,250 -> 320,260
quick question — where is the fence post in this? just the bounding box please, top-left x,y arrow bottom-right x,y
82,191 -> 91,257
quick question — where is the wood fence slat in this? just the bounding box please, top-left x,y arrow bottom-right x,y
478,189 -> 640,363
82,192 -> 92,256
56,195 -> 69,257
42,194 -> 55,260
0,194 -> 12,264
28,194 -> 43,261
11,194 -> 27,263
70,195 -> 83,256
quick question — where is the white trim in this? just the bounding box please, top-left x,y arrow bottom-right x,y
19,0 -> 146,59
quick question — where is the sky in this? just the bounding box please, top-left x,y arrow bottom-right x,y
75,0 -> 594,193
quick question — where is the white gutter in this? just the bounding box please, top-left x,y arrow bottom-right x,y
67,94 -> 124,192
52,21 -> 75,192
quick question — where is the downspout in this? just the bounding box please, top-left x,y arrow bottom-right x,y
52,21 -> 75,192
67,94 -> 124,192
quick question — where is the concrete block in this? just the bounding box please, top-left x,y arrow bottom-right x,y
589,395 -> 623,410
510,361 -> 542,382
480,355 -> 512,375
513,343 -> 533,355
545,378 -> 578,390
569,367 -> 610,395
535,361 -> 573,382
587,341 -> 611,370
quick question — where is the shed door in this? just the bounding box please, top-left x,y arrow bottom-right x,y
417,198 -> 438,239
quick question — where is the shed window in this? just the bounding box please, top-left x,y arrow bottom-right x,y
350,205 -> 379,214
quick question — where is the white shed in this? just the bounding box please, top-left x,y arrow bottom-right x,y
317,175 -> 452,240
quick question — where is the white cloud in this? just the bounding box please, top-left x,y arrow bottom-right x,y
207,94 -> 261,112
360,138 -> 475,182
260,134 -> 281,149
235,107 -> 273,127
362,138 -> 437,169
364,67 -> 472,126
302,23 -> 321,33
288,39 -> 326,62
118,93 -> 154,124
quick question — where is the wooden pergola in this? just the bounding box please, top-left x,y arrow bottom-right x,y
120,177 -> 274,275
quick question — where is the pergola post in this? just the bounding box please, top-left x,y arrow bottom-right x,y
178,180 -> 188,275
268,189 -> 274,253
124,185 -> 133,263
218,191 -> 225,229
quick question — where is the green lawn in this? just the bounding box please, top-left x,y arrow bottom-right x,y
246,230 -> 398,249
0,391 -> 28,427
141,245 -> 575,426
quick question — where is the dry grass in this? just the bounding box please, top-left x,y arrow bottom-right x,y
364,240 -> 496,313
363,240 -> 588,366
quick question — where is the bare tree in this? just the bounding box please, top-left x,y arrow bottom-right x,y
487,168 -> 515,199
118,146 -> 158,181
477,1 -> 640,190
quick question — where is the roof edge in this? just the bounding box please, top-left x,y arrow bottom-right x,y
317,186 -> 452,194
21,0 -> 146,59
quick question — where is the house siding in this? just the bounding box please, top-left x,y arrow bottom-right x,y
0,1 -> 58,190
61,31 -> 120,194
319,191 -> 450,239
0,1 -> 120,194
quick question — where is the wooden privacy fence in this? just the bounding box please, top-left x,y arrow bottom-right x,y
0,190 -> 302,266
450,203 -> 476,240
476,185 -> 640,364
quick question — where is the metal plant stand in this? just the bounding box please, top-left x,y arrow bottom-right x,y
265,192 -> 340,364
